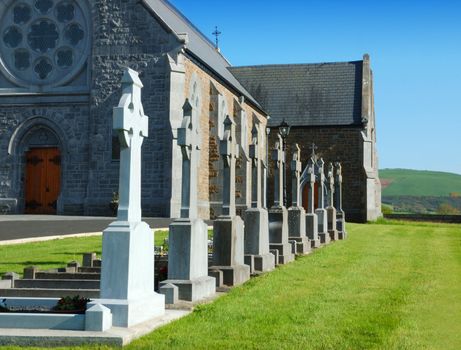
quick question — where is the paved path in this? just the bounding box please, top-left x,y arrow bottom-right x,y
0,215 -> 175,242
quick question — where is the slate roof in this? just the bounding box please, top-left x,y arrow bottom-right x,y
142,0 -> 263,110
229,61 -> 363,127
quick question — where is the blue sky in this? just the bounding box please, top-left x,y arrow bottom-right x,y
171,0 -> 461,175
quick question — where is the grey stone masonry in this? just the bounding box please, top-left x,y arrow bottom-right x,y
302,157 -> 321,248
159,99 -> 215,302
326,163 -> 339,241
287,144 -> 311,254
315,158 -> 331,245
335,162 -> 347,239
244,125 -> 275,274
268,134 -> 295,264
210,116 -> 250,286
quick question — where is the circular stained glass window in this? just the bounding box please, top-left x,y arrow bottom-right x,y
0,0 -> 89,86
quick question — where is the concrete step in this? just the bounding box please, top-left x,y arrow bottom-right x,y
77,267 -> 100,273
0,288 -> 99,298
13,279 -> 100,290
35,272 -> 100,280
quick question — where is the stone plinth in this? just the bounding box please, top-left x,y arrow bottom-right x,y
268,207 -> 295,264
95,221 -> 165,327
288,206 -> 311,254
244,208 -> 275,273
306,213 -> 321,248
210,216 -> 250,286
159,219 -> 215,302
327,207 -> 339,241
315,208 -> 331,245
337,210 -> 347,239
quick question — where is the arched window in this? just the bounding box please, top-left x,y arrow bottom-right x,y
217,95 -> 228,140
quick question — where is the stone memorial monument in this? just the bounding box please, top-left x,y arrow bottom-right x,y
335,162 -> 347,239
90,68 -> 164,327
302,157 -> 321,248
159,99 -> 215,302
287,144 -> 311,254
326,162 -> 339,241
268,135 -> 295,264
243,125 -> 275,274
209,116 -> 250,286
315,158 -> 331,245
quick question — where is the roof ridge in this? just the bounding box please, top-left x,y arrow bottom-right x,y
230,60 -> 363,69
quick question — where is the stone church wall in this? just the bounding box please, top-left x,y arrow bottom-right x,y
268,126 -> 367,222
183,57 -> 267,219
84,0 -> 181,217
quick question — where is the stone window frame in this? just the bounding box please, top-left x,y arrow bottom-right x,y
217,94 -> 228,140
188,73 -> 202,154
0,0 -> 91,88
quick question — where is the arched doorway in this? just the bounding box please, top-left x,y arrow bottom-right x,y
21,127 -> 62,214
301,182 -> 319,212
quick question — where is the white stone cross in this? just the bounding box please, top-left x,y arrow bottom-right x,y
306,157 -> 316,214
334,162 -> 343,211
327,162 -> 335,207
220,115 -> 239,216
249,124 -> 261,208
271,134 -> 285,207
177,99 -> 200,219
113,68 -> 149,222
315,158 -> 326,210
291,144 -> 302,207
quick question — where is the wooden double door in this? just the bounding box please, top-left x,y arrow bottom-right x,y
302,182 -> 319,211
25,147 -> 61,214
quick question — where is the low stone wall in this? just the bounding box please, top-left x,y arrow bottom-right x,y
384,214 -> 461,224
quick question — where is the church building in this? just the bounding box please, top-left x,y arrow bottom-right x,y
0,0 -> 380,222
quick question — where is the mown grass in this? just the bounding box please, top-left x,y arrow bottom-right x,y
1,221 -> 460,349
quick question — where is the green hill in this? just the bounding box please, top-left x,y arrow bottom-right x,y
380,168 -> 461,197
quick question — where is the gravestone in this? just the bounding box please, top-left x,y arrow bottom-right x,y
268,134 -> 295,264
287,144 -> 311,254
335,162 -> 347,239
159,99 -> 215,302
243,125 -> 275,273
209,116 -> 250,286
89,68 -> 164,327
315,158 -> 331,245
326,162 -> 339,241
302,157 -> 321,248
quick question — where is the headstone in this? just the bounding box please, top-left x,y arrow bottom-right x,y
326,162 -> 339,241
243,125 -> 275,274
23,266 -> 39,279
287,144 -> 311,254
301,157 -> 321,248
88,68 -> 164,327
209,115 -> 250,286
268,134 -> 295,264
335,162 -> 347,239
159,99 -> 215,302
315,158 -> 331,245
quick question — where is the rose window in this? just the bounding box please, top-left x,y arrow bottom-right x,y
0,0 -> 89,86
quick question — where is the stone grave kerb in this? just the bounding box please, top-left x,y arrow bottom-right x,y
113,68 -> 148,223
271,134 -> 285,208
220,115 -> 239,217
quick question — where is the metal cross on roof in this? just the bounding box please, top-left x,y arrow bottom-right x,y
212,26 -> 221,49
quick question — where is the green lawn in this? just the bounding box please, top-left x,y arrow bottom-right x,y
1,221 -> 461,349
